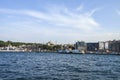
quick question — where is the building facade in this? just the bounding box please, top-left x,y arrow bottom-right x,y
109,40 -> 120,53
74,41 -> 87,52
87,43 -> 99,51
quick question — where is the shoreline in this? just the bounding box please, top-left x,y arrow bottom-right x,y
0,51 -> 120,55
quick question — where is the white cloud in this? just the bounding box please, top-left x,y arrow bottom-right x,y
1,5 -> 118,43
93,33 -> 120,42
0,6 -> 100,31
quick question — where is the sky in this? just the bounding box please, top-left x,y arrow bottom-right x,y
0,0 -> 120,44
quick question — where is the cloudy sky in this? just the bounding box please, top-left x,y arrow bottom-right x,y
0,0 -> 120,44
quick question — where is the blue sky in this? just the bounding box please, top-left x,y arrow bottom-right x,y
0,0 -> 120,44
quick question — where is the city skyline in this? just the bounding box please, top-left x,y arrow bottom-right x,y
0,0 -> 120,44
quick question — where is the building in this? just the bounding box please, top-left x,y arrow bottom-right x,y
87,43 -> 99,51
74,41 -> 87,52
46,41 -> 54,46
98,41 -> 112,52
99,42 -> 105,51
109,40 -> 120,53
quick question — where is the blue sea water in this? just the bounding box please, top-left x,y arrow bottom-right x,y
0,52 -> 120,80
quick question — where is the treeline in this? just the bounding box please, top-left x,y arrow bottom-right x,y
0,40 -> 37,47
0,40 -> 63,51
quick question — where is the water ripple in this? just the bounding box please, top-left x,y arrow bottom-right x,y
0,52 -> 120,80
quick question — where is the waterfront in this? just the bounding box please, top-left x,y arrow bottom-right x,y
0,52 -> 120,80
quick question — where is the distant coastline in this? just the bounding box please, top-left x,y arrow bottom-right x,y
0,40 -> 120,55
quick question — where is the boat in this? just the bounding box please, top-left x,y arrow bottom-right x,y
0,45 -> 25,52
58,49 -> 85,54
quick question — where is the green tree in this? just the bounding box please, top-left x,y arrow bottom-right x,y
0,40 -> 5,47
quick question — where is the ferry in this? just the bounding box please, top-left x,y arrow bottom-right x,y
58,49 -> 85,54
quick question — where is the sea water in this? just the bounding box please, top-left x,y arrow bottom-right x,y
0,52 -> 120,80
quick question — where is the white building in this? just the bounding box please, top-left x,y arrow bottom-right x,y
74,41 -> 87,52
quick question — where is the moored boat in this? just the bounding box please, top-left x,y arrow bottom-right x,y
58,49 -> 85,54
